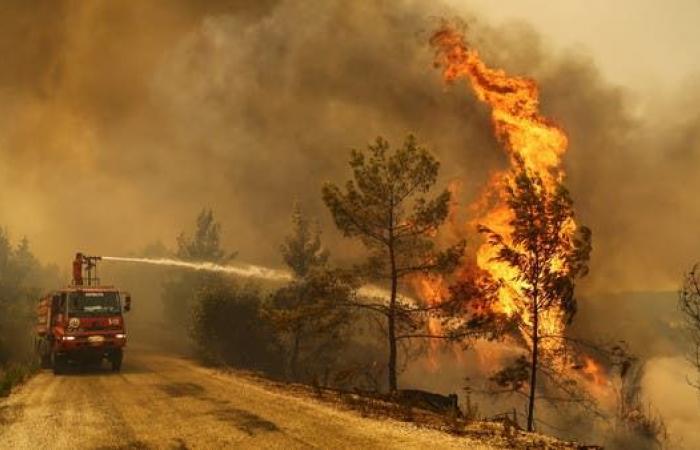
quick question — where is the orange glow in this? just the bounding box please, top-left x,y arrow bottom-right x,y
429,23 -> 573,350
429,25 -> 567,181
413,274 -> 448,370
581,356 -> 607,387
421,22 -> 617,398
410,23 -> 612,396
577,356 -> 614,405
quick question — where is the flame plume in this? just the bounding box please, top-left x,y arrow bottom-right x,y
428,23 -> 578,362
429,24 -> 568,178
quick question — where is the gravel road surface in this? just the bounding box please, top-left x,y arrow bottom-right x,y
0,348 -> 487,449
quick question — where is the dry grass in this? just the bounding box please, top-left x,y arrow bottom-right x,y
226,368 -> 600,450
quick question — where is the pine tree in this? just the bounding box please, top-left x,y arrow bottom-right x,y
322,135 -> 464,391
265,202 -> 348,381
479,163 -> 592,431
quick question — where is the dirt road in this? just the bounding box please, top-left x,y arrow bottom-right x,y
0,348 -> 486,449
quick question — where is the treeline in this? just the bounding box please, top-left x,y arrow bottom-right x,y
155,134 -> 688,447
0,230 -> 60,393
164,208 -> 384,386
164,135 -> 602,433
0,231 -> 59,363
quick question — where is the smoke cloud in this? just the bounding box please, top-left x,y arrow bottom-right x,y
643,356 -> 700,448
1,0 -> 699,444
1,1 -> 697,293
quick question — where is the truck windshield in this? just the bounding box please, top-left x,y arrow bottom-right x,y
68,292 -> 121,316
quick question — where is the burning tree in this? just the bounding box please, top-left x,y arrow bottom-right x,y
428,22 -> 597,431
479,164 -> 592,431
322,135 -> 464,392
679,264 -> 700,391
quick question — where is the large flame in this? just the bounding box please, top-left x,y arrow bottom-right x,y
429,22 -> 571,351
429,25 -> 568,179
423,22 -> 614,402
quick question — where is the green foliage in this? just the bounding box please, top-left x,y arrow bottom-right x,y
176,209 -> 234,262
190,279 -> 282,375
280,201 -> 328,279
322,135 -> 462,280
322,134 -> 465,391
265,203 -> 350,381
0,230 -> 59,363
162,209 -> 234,329
0,361 -> 37,397
265,268 -> 353,381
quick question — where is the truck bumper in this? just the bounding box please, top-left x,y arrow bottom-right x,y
55,346 -> 123,363
55,337 -> 126,360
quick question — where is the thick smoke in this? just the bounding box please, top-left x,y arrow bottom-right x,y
0,0 -> 502,269
1,1 -> 697,292
1,0 -> 699,445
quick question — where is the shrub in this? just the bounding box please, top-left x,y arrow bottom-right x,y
190,279 -> 283,376
0,361 -> 37,397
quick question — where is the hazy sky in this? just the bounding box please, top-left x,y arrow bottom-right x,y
452,0 -> 700,92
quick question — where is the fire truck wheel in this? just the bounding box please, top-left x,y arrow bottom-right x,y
36,340 -> 52,369
52,353 -> 67,375
110,350 -> 123,372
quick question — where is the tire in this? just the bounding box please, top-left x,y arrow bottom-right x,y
110,349 -> 123,372
37,339 -> 52,369
52,353 -> 67,375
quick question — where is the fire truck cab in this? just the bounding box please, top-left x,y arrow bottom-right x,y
35,253 -> 131,374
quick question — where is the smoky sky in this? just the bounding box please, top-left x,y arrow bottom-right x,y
0,0 -> 698,293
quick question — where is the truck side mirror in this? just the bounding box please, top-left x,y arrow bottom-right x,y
124,293 -> 131,312
51,295 -> 61,313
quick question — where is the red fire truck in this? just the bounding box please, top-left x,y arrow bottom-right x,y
35,253 -> 131,374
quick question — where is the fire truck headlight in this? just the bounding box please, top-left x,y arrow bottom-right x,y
115,334 -> 126,339
63,336 -> 76,341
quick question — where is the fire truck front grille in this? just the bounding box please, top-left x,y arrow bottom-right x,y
78,325 -> 120,332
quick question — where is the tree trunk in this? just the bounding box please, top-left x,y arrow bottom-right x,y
387,305 -> 397,391
387,216 -> 399,393
290,331 -> 300,381
527,299 -> 539,432
289,287 -> 304,381
387,257 -> 398,393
